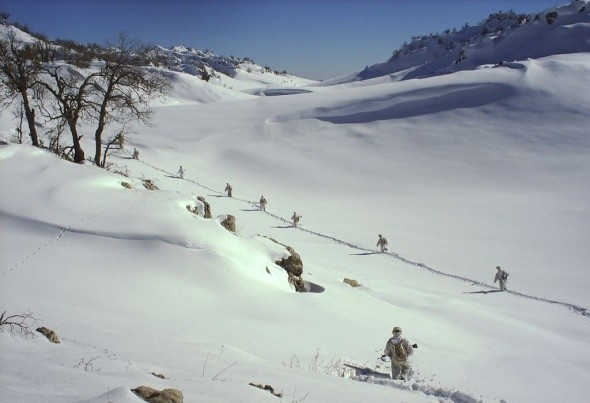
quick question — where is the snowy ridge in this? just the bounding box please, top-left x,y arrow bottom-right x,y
0,23 -> 316,103
325,0 -> 590,84
155,44 -> 316,92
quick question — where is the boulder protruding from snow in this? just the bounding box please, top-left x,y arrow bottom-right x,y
36,327 -> 60,344
288,274 -> 305,292
121,181 -> 132,189
249,383 -> 283,398
197,196 -> 212,218
275,245 -> 303,277
266,239 -> 306,292
142,179 -> 159,190
220,215 -> 236,232
131,386 -> 183,403
343,278 -> 360,287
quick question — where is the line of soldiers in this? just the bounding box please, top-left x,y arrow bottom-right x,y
167,164 -> 512,293
222,182 -> 302,228
149,153 -> 510,384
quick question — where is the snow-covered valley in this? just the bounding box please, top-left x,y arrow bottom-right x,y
1,2 -> 590,402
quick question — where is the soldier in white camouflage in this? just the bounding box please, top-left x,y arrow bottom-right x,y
494,266 -> 509,291
259,195 -> 267,211
383,326 -> 414,380
376,234 -> 388,253
291,212 -> 301,228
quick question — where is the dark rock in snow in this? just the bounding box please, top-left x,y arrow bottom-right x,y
197,196 -> 212,218
220,215 -> 236,232
343,278 -> 360,287
131,386 -> 183,403
142,179 -> 159,190
36,327 -> 60,344
275,245 -> 303,277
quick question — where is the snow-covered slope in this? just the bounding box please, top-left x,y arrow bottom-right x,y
2,4 -> 590,403
325,0 -> 590,84
155,45 -> 316,93
0,23 -> 316,106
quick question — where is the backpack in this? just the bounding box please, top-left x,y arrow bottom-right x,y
501,271 -> 509,280
391,340 -> 407,362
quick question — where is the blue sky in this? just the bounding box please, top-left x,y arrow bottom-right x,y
1,0 -> 561,80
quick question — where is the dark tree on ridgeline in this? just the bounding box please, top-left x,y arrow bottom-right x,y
89,33 -> 169,167
0,31 -> 43,147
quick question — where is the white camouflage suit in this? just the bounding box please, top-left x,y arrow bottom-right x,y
384,333 -> 414,380
494,266 -> 509,291
259,196 -> 267,211
291,212 -> 300,227
376,235 -> 388,253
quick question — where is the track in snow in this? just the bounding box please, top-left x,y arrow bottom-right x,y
1,170 -> 173,277
339,362 -> 483,403
138,159 -> 590,320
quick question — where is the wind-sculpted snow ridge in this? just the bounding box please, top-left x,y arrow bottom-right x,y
312,83 -> 516,124
0,188 -> 175,278
140,159 -> 590,321
324,0 -> 590,84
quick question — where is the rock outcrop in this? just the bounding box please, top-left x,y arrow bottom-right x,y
142,179 -> 159,190
36,327 -> 60,344
275,245 -> 303,277
197,196 -> 212,218
343,278 -> 360,287
249,383 -> 282,398
267,240 -> 305,292
220,215 -> 236,232
131,386 -> 183,403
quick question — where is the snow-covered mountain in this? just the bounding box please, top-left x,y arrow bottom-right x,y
0,22 -> 315,102
153,45 -> 315,92
325,0 -> 590,84
1,2 -> 590,403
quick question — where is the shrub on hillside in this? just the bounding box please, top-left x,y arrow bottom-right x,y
546,11 -> 558,24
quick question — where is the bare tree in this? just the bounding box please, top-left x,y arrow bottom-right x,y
100,128 -> 125,168
89,33 -> 169,166
36,57 -> 101,163
0,31 -> 42,146
0,310 -> 37,337
35,33 -> 169,166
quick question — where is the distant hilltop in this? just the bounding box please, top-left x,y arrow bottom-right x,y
153,45 -> 288,81
326,0 -> 590,84
0,19 -> 312,89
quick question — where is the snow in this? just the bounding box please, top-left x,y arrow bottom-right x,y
323,0 -> 590,85
2,5 -> 590,403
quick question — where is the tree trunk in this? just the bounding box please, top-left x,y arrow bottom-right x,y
21,92 -> 39,147
94,120 -> 105,166
68,120 -> 85,163
94,85 -> 111,166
